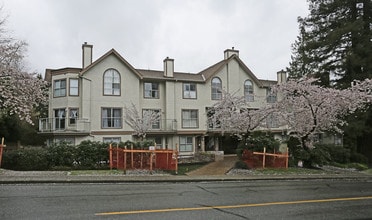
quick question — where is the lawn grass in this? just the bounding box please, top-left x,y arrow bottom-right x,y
69,169 -> 124,175
362,169 -> 372,174
249,167 -> 327,175
68,163 -> 208,176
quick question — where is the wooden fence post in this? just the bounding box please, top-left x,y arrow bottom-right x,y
175,143 -> 178,174
109,144 -> 113,170
285,147 -> 289,169
116,145 -> 119,169
0,137 -> 5,168
124,145 -> 127,173
131,144 -> 134,168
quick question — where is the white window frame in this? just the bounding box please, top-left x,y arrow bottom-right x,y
179,136 -> 193,152
183,83 -> 197,99
211,77 -> 222,100
103,69 -> 121,96
244,80 -> 254,102
144,82 -> 159,98
69,78 -> 79,96
182,109 -> 198,128
102,108 -> 122,128
53,79 -> 66,97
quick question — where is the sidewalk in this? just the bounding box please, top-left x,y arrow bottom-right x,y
186,155 -> 238,176
1,155 -> 371,184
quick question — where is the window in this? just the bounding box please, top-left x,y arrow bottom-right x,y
103,69 -> 120,95
334,135 -> 343,145
144,82 -> 159,98
266,88 -> 276,103
103,137 -> 121,144
147,136 -> 162,148
179,136 -> 193,152
244,80 -> 254,102
54,137 -> 75,145
69,78 -> 79,96
142,109 -> 161,129
54,108 -> 66,130
266,113 -> 279,128
211,77 -> 222,100
69,108 -> 78,125
183,83 -> 196,99
182,109 -> 198,128
102,108 -> 122,128
54,79 -> 66,97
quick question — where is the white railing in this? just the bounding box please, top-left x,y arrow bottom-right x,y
39,118 -> 90,133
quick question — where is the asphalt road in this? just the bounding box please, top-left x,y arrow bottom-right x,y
1,179 -> 372,220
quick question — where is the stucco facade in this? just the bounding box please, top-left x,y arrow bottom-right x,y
40,43 -> 287,155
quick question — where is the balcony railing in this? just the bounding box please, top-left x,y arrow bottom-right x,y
39,118 -> 91,133
151,119 -> 177,132
39,118 -> 177,133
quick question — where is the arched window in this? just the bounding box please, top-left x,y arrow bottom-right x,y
211,77 -> 222,100
103,69 -> 120,95
244,80 -> 254,101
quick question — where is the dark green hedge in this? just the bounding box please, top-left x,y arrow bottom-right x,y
2,140 -> 110,170
2,140 -> 155,171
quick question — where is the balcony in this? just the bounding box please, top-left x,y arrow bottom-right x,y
143,119 -> 177,134
39,118 -> 91,134
39,118 -> 176,134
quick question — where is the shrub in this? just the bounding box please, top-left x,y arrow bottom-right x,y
47,142 -> 75,168
74,140 -> 109,169
350,152 -> 368,164
2,148 -> 49,171
234,160 -> 248,169
237,131 -> 280,159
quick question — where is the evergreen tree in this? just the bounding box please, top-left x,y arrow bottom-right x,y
288,0 -> 372,87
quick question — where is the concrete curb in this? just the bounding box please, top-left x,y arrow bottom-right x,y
1,173 -> 371,184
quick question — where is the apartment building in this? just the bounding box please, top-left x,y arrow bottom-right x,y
39,43 -> 287,155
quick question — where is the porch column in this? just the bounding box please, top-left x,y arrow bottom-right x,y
200,136 -> 205,152
215,137 -> 219,151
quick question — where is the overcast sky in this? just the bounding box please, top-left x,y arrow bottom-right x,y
1,0 -> 309,80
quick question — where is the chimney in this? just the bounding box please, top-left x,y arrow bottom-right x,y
277,69 -> 287,84
163,57 -> 174,77
224,47 -> 239,59
82,42 -> 93,68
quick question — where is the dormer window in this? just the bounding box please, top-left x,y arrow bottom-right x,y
103,69 -> 120,95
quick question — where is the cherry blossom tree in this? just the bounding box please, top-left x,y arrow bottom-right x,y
124,103 -> 161,140
207,91 -> 276,139
0,12 -> 47,124
271,76 -> 372,152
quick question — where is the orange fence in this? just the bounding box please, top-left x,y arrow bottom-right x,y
0,138 -> 5,168
108,144 -> 178,173
242,147 -> 289,169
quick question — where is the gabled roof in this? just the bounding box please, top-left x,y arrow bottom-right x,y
45,47 -> 274,87
234,55 -> 263,87
197,54 -> 264,87
259,79 -> 277,87
137,69 -> 204,82
80,49 -> 143,79
198,59 -> 228,81
44,67 -> 82,83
